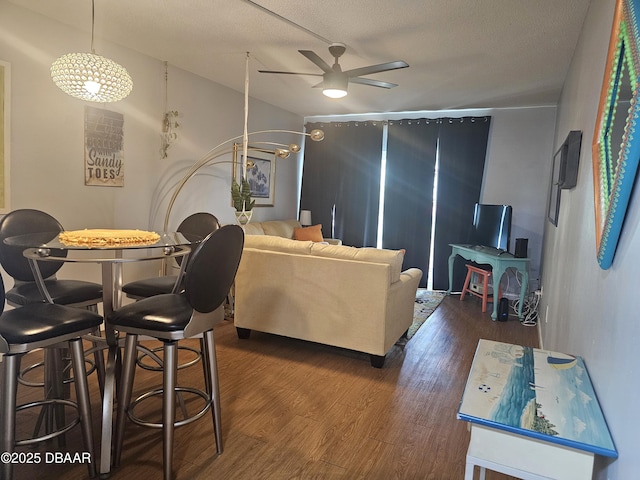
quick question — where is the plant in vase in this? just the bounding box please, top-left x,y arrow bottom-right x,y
231,177 -> 255,225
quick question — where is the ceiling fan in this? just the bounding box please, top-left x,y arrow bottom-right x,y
258,43 -> 409,98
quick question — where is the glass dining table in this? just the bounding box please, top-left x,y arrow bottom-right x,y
4,230 -> 199,478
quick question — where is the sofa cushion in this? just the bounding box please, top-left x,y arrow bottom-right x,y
310,243 -> 405,283
244,234 -> 313,255
242,223 -> 265,235
293,224 -> 324,242
260,219 -> 301,238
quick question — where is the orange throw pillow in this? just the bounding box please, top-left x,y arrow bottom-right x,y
293,224 -> 324,242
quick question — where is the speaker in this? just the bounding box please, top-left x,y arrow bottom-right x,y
498,297 -> 509,322
515,238 -> 528,258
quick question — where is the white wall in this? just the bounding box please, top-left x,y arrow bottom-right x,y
482,107 -> 557,290
0,2 -> 302,286
541,0 -> 636,477
307,107 -> 557,291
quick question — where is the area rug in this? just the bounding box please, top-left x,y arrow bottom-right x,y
406,289 -> 446,340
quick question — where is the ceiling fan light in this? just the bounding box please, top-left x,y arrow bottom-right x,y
322,72 -> 348,99
323,88 -> 348,99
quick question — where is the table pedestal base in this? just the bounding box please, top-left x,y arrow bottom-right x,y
465,425 -> 594,480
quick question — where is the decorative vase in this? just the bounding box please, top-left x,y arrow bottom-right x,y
235,210 -> 253,226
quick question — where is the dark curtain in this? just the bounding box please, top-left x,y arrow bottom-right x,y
301,122 -> 383,247
383,119 -> 440,287
431,116 -> 492,291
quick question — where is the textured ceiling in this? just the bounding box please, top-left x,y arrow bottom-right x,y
9,0 -> 592,117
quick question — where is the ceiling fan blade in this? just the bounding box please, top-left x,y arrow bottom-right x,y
343,60 -> 409,78
298,50 -> 333,73
258,70 -> 323,76
349,77 -> 398,89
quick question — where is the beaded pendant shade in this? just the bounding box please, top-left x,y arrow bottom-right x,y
51,52 -> 132,102
50,0 -> 132,102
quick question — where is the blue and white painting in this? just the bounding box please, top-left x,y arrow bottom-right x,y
458,340 -> 617,457
246,157 -> 271,199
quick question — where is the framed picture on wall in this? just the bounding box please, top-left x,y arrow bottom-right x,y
0,59 -> 11,213
232,143 -> 276,207
548,143 -> 565,226
84,106 -> 124,187
592,0 -> 640,268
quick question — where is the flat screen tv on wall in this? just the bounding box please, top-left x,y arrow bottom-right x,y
469,203 -> 512,252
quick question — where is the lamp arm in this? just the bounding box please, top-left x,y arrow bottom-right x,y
163,154 -> 233,231
162,129 -> 324,231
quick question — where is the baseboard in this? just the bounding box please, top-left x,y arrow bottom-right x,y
537,322 -> 543,349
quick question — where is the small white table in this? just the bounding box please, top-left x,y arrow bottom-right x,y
458,340 -> 617,480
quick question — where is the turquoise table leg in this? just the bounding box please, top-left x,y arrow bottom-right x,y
447,253 -> 456,294
491,266 -> 506,320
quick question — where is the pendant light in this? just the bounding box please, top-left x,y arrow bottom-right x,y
51,0 -> 133,102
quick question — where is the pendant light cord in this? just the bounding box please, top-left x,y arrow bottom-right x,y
90,0 -> 95,53
164,61 -> 168,113
242,52 -> 250,179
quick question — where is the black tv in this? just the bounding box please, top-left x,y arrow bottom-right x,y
469,204 -> 512,251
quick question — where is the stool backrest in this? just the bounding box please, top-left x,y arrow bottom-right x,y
0,272 -> 5,315
0,209 -> 66,281
175,212 -> 220,267
177,212 -> 220,239
184,224 -> 243,314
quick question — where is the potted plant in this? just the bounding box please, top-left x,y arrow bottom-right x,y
231,177 -> 255,225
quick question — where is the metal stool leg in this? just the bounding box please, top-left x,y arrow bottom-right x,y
163,341 -> 178,480
0,354 -> 20,480
69,338 -> 97,479
200,337 -> 211,398
113,334 -> 139,468
89,327 -> 106,396
50,347 -> 67,449
87,306 -> 106,393
203,329 -> 223,454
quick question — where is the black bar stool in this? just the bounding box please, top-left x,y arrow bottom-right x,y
122,212 -> 219,300
121,212 -> 221,375
0,275 -> 102,480
108,225 -> 244,480
0,209 -> 105,392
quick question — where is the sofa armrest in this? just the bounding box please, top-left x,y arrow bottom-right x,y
383,268 -> 423,352
323,238 -> 342,245
398,268 -> 423,285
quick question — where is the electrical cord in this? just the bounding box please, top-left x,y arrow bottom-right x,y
495,268 -> 539,326
511,291 -> 540,326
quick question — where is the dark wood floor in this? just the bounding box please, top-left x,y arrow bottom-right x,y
12,294 -> 538,480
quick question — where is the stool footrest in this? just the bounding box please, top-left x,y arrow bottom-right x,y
128,386 -> 211,429
136,344 -> 202,372
15,398 -> 81,447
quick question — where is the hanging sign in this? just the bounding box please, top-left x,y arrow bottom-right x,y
84,106 -> 124,186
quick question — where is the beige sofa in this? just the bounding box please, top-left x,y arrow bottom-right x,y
242,219 -> 341,244
234,229 -> 422,367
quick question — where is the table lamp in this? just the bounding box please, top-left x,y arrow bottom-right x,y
299,210 -> 312,226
